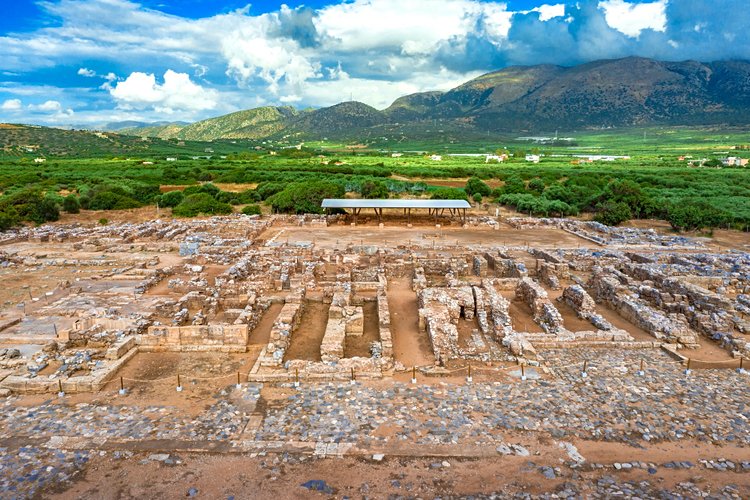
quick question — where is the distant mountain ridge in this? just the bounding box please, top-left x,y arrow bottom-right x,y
117,57 -> 750,140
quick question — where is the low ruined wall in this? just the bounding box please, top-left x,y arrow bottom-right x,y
140,324 -> 249,352
259,302 -> 303,367
589,271 -> 698,346
515,278 -> 565,335
377,286 -> 393,358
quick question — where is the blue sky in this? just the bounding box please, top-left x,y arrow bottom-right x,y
0,0 -> 747,126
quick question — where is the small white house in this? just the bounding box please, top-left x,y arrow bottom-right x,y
525,154 -> 541,163
391,153 -> 403,158
721,156 -> 748,167
485,154 -> 507,163
166,157 -> 177,162
33,158 -> 46,163
430,155 -> 443,161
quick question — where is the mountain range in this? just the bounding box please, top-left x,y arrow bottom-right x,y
110,57 -> 750,140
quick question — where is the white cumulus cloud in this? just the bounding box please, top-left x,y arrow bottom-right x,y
77,67 -> 97,77
599,0 -> 667,37
1,98 -> 23,111
31,100 -> 64,112
110,70 -> 218,113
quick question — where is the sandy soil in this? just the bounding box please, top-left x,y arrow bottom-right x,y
248,303 -> 284,345
387,277 -> 435,367
51,443 -> 750,500
107,352 -> 258,409
343,300 -> 380,358
264,224 -> 589,250
284,300 -> 329,362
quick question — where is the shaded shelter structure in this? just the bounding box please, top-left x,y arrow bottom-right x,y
321,199 -> 470,224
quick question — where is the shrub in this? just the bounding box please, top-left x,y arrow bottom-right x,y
360,180 -> 389,199
594,202 -> 632,226
62,194 -> 80,214
98,218 -> 108,225
241,204 -> 262,216
267,181 -> 344,214
88,191 -> 140,211
0,209 -> 19,231
472,193 -> 483,203
527,177 -> 546,194
465,176 -> 491,197
172,193 -> 233,217
430,187 -> 468,201
667,200 -> 730,231
158,190 -> 184,208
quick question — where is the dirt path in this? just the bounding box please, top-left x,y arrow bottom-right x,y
248,303 -> 283,345
387,276 -> 435,366
284,301 -> 329,362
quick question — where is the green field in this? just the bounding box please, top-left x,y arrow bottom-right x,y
1,125 -> 749,232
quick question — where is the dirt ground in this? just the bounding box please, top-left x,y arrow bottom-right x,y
105,352 -> 259,409
284,300 -> 330,362
52,443 -> 750,500
387,277 -> 436,367
261,223 -> 589,250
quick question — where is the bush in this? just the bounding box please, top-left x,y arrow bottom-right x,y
98,218 -> 108,225
667,200 -> 729,231
500,176 -> 525,195
430,187 -> 468,201
0,209 -> 19,231
27,196 -> 60,224
255,182 -> 286,200
172,193 -> 233,217
527,178 -> 546,194
267,181 -> 345,214
63,194 -> 80,214
241,204 -> 262,216
472,193 -> 483,203
158,190 -> 184,208
594,202 -> 632,226
360,180 -> 389,199
88,191 -> 140,211
465,176 -> 491,197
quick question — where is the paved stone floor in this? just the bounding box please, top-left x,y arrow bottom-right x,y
0,350 -> 748,498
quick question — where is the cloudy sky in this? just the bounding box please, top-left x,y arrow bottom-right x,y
0,0 -> 746,126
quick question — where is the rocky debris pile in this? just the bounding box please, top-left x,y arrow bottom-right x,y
505,217 -> 705,247
515,278 -> 565,335
589,268 -> 697,345
560,285 -> 613,331
0,348 -> 24,370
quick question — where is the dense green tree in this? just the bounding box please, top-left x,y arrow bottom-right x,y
241,204 -> 262,216
267,181 -> 345,214
430,187 -> 469,201
527,177 -> 546,194
63,194 -> 80,214
594,201 -> 632,226
500,175 -> 526,195
172,193 -> 233,217
158,190 -> 184,208
667,200 -> 730,231
464,176 -> 491,197
360,180 -> 389,199
0,209 -> 19,231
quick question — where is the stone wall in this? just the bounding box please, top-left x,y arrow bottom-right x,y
140,324 -> 249,352
515,278 -> 565,335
